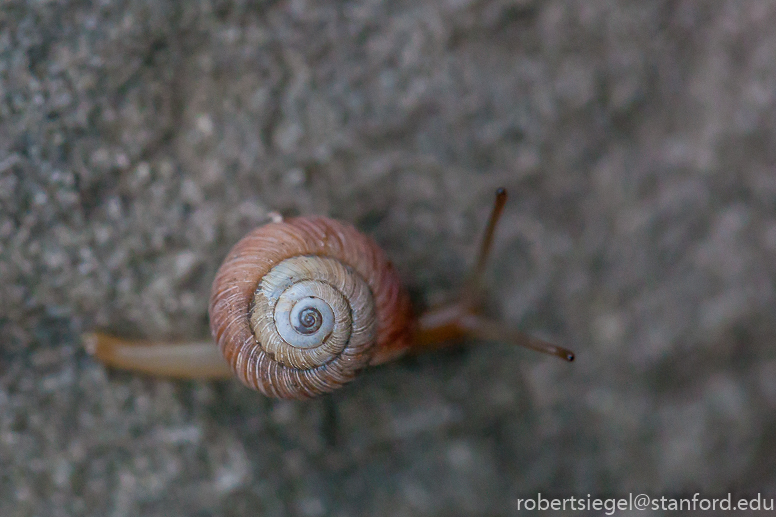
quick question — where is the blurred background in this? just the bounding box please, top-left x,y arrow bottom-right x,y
1,1 -> 775,515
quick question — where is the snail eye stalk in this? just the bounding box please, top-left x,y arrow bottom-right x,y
466,187 -> 507,309
415,187 -> 575,362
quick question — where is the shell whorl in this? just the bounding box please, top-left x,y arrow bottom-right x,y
251,255 -> 376,370
208,216 -> 414,399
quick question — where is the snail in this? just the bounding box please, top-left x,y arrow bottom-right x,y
84,188 -> 574,399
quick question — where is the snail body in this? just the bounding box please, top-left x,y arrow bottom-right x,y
85,189 -> 574,399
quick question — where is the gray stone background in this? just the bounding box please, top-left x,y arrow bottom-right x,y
1,0 -> 775,515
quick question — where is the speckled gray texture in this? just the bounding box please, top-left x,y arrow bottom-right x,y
1,1 -> 775,515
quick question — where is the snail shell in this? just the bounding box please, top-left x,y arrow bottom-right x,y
208,216 -> 414,399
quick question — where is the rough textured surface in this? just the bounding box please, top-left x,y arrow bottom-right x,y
1,0 -> 775,515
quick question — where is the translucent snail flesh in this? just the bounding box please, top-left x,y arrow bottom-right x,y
85,188 -> 574,399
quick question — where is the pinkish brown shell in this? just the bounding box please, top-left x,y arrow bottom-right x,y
208,216 -> 415,399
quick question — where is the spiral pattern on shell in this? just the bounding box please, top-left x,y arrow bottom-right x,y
208,216 -> 414,399
250,255 -> 375,371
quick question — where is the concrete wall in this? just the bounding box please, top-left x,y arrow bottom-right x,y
2,1 -> 775,515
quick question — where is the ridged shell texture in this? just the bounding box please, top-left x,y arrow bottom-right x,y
208,216 -> 414,399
